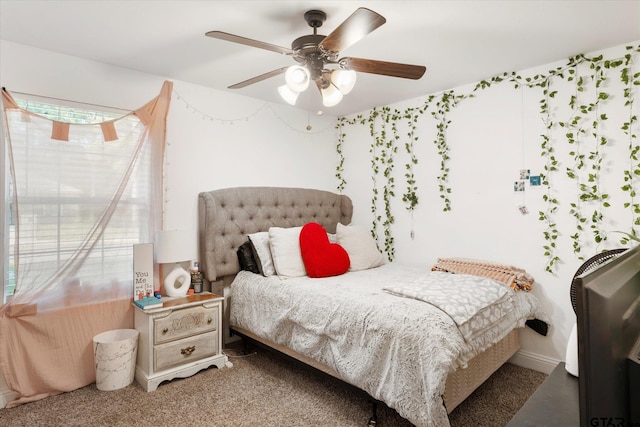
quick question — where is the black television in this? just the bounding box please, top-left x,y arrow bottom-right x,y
575,244 -> 640,427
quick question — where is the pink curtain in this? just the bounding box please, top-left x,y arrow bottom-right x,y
0,81 -> 172,406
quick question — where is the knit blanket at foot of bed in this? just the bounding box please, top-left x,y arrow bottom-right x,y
432,258 -> 535,292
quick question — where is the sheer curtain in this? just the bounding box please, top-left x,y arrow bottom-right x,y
0,81 -> 172,406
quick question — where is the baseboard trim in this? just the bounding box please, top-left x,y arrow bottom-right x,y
509,349 -> 560,375
0,387 -> 18,409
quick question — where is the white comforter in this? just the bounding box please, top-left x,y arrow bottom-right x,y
230,263 -> 546,427
383,271 -> 514,342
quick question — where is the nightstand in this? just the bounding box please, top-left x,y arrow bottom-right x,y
133,292 -> 228,392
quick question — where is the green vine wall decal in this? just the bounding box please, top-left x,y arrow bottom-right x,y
561,63 -> 588,258
335,43 -> 639,270
382,107 -> 399,258
336,106 -> 426,260
366,106 -> 399,260
335,118 -> 347,193
430,91 -> 462,212
402,104 -> 427,212
368,107 -> 382,249
537,76 -> 561,273
587,57 -> 611,246
619,46 -> 640,244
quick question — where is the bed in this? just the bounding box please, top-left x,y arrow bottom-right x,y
198,186 -> 548,427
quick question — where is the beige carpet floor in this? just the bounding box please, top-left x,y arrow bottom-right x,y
0,343 -> 547,427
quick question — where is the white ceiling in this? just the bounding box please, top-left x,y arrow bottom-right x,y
1,0 -> 639,116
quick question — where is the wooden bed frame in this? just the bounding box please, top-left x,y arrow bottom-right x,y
198,186 -> 521,420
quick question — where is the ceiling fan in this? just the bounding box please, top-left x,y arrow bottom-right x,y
205,7 -> 426,107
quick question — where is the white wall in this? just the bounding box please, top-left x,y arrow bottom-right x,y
162,83 -> 339,230
340,41 -> 640,373
0,40 -> 339,406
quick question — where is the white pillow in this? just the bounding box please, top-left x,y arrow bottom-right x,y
268,226 -> 306,277
336,223 -> 384,271
248,231 -> 276,276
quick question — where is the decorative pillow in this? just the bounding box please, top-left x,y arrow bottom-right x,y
237,240 -> 260,274
248,231 -> 276,276
299,222 -> 350,278
336,223 -> 384,271
268,226 -> 306,277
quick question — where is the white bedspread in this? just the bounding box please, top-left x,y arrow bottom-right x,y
383,271 -> 513,342
230,263 -> 545,427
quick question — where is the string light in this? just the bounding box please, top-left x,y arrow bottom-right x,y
172,89 -> 335,135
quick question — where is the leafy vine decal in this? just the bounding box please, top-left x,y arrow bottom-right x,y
560,63 -> 588,258
335,117 -> 347,193
382,107 -> 399,259
587,56 -> 611,246
334,43 -> 639,271
401,105 -> 424,211
367,107 -> 383,252
619,45 -> 640,244
365,107 -> 399,259
538,75 -> 561,273
430,91 -> 461,212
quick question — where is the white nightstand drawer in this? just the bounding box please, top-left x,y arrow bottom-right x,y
154,304 -> 218,345
154,331 -> 219,372
134,293 -> 228,392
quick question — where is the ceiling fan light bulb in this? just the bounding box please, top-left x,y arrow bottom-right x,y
278,85 -> 299,105
321,83 -> 343,107
331,69 -> 357,95
285,65 -> 310,92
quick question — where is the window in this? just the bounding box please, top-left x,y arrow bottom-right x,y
2,94 -> 152,305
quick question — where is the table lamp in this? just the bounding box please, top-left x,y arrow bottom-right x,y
155,229 -> 197,297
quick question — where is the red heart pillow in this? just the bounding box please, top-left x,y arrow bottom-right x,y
299,223 -> 350,278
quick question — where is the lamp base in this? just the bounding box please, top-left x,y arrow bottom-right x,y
164,264 -> 191,297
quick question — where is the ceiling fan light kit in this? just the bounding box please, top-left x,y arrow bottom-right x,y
320,81 -> 343,107
205,7 -> 426,108
284,65 -> 310,93
277,84 -> 300,105
330,69 -> 357,95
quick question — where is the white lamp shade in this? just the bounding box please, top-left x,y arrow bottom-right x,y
284,65 -> 310,92
278,84 -> 300,105
331,69 -> 357,95
155,230 -> 197,264
321,83 -> 344,107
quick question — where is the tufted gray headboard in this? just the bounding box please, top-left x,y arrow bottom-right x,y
198,187 -> 353,281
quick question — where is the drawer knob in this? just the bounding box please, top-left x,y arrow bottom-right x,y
181,345 -> 196,356
162,327 -> 168,335
207,317 -> 212,324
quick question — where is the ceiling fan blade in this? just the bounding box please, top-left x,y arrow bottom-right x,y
340,57 -> 426,80
319,8 -> 386,53
228,67 -> 289,89
205,31 -> 293,56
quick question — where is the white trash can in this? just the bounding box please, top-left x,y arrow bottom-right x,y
93,329 -> 139,391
